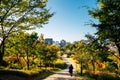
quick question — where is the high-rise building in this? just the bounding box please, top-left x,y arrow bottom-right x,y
45,38 -> 53,45
59,39 -> 66,47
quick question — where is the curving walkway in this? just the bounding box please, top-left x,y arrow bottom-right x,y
44,56 -> 77,80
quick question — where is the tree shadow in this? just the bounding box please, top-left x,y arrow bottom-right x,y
54,77 -> 75,80
57,72 -> 70,76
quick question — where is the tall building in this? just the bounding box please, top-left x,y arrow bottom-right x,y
59,39 -> 66,47
45,38 -> 53,45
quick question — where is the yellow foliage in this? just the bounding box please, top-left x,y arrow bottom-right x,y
55,59 -> 64,64
99,2 -> 105,9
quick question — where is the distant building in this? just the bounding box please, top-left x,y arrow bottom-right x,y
54,41 -> 59,45
45,38 -> 53,45
59,39 -> 66,47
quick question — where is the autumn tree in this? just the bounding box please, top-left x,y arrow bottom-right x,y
85,34 -> 119,72
25,32 -> 38,70
5,32 -> 38,69
73,41 -> 90,75
44,45 -> 59,67
0,0 -> 53,64
5,32 -> 29,68
63,43 -> 76,57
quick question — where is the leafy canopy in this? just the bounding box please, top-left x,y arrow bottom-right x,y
0,0 -> 53,38
88,0 -> 120,53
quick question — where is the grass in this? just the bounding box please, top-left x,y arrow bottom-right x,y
0,67 -> 62,80
76,71 -> 120,80
0,58 -> 67,80
0,69 -> 55,80
68,57 -> 120,80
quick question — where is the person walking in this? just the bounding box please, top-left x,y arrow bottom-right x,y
69,64 -> 73,76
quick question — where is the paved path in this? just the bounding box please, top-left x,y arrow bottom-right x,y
44,57 -> 77,80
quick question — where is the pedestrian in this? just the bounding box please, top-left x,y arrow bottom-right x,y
69,64 -> 73,76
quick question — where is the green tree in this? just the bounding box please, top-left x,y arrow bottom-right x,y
0,0 -> 53,64
88,0 -> 120,56
25,32 -> 38,70
6,32 -> 29,68
85,34 -> 101,72
85,34 -> 109,62
63,43 -> 76,57
6,32 -> 39,69
41,44 -> 59,68
73,40 -> 90,75
85,33 -> 120,72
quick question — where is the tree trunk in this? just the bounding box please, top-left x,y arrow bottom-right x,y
26,49 -> 29,70
91,60 -> 95,73
85,63 -> 89,71
113,43 -> 120,60
0,40 -> 5,65
0,52 -> 4,64
116,43 -> 120,55
115,43 -> 120,71
80,61 -> 83,76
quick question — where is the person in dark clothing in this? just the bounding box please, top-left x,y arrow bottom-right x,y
69,64 -> 73,76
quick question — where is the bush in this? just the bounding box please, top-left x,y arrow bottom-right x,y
54,59 -> 67,69
55,63 -> 67,69
84,71 -> 120,80
106,61 -> 118,72
0,60 -> 8,67
0,68 -> 57,79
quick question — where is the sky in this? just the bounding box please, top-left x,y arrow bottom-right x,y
35,0 -> 98,42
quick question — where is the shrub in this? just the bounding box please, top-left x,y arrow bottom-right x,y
84,71 -> 120,80
106,61 -> 118,72
54,59 -> 67,69
0,60 -> 8,67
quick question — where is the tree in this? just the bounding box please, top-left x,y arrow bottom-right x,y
0,0 -> 53,64
88,0 -> 120,55
85,34 -> 110,62
63,42 -> 76,57
5,32 -> 29,68
85,34 -> 120,72
73,40 -> 90,75
86,34 -> 116,71
44,44 -> 59,67
25,32 -> 38,70
5,32 -> 39,69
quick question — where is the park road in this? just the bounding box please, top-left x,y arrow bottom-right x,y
43,56 -> 77,80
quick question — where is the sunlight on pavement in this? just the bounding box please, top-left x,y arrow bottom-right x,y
44,56 -> 77,80
44,69 -> 76,80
